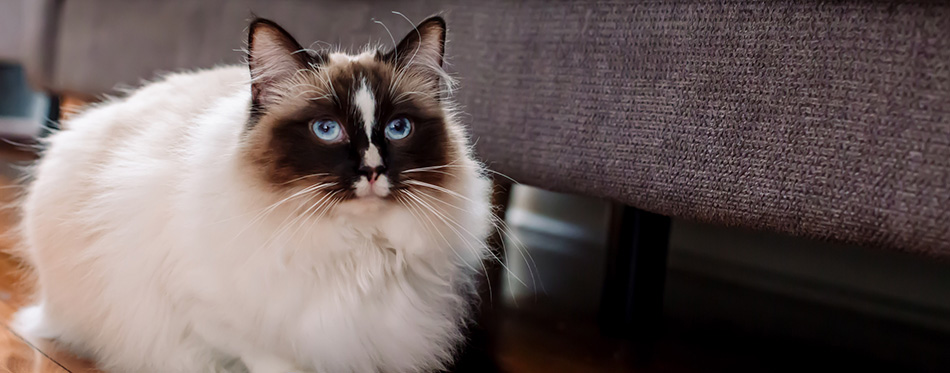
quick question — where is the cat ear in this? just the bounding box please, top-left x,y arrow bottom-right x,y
384,16 -> 446,77
247,18 -> 309,111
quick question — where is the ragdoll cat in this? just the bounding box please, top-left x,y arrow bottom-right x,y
13,16 -> 493,373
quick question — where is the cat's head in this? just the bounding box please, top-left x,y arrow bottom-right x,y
241,17 -> 471,216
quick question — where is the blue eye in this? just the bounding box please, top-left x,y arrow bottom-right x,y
311,120 -> 342,142
385,117 -> 412,140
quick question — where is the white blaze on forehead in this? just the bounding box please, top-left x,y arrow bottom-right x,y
363,144 -> 383,168
353,78 -> 376,140
354,78 -> 382,168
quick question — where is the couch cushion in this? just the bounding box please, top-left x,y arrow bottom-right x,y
0,0 -> 26,62
29,0 -> 950,255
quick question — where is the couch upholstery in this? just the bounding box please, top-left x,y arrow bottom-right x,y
19,0 -> 950,255
0,0 -> 25,63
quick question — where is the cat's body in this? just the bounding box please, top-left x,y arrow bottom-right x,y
14,18 -> 492,373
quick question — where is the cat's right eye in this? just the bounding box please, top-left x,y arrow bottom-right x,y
311,120 -> 343,142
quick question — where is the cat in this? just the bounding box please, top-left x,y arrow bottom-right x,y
12,16 -> 494,373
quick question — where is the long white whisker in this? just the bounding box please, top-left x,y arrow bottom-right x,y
403,190 -> 518,305
401,169 -> 456,178
310,193 -> 344,228
392,90 -> 435,105
307,40 -> 333,50
309,69 -> 336,104
312,65 -> 339,104
403,190 -> 527,290
488,213 -> 543,294
403,164 -> 518,184
403,180 -> 479,205
289,192 -> 346,261
389,11 -> 423,95
281,190 -> 342,246
399,160 -> 464,174
261,190 -> 335,252
396,193 -> 484,277
223,183 -> 336,244
372,18 -> 399,85
279,173 -> 332,185
398,186 -> 542,293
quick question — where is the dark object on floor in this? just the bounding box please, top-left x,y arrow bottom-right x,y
447,321 -> 504,373
600,205 -> 671,364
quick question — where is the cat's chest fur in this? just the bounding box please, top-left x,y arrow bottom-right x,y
178,208 -> 469,372
171,132 -> 480,371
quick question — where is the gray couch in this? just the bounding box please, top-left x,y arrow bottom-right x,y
14,0 -> 949,257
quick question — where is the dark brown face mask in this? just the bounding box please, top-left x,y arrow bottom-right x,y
243,16 -> 456,202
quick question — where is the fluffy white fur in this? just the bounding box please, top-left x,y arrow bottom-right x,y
13,64 -> 492,372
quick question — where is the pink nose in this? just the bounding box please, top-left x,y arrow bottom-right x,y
358,166 -> 386,183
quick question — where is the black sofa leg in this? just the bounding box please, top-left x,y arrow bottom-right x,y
599,205 -> 672,359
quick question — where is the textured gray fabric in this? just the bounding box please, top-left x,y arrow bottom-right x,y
22,1 -> 950,255
0,0 -> 26,62
448,1 -> 950,256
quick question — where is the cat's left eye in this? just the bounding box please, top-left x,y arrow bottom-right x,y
311,120 -> 343,142
385,117 -> 412,140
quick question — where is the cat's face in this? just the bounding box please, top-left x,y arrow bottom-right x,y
242,18 -> 464,214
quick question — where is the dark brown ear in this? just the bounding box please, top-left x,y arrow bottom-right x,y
383,16 -> 446,72
247,18 -> 309,113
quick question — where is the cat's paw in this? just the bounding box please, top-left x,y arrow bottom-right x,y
11,304 -> 60,343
